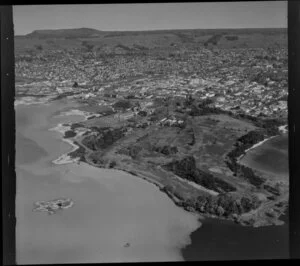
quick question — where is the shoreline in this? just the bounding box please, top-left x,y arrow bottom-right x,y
49,109 -> 95,165
237,135 -> 278,162
57,108 -> 102,120
237,132 -> 288,180
237,124 -> 288,162
17,102 -> 204,263
14,97 -> 53,107
50,108 -> 288,228
49,124 -> 81,164
49,109 -> 205,227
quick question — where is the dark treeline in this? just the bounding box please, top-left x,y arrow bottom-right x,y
161,185 -> 259,221
186,99 -> 283,188
70,123 -> 84,130
225,35 -> 239,41
117,145 -> 143,159
63,130 -> 76,138
161,154 -> 261,221
163,156 -> 236,193
204,34 -> 223,46
68,141 -> 86,162
187,98 -> 283,136
153,145 -> 178,156
225,130 -> 267,188
82,127 -> 127,151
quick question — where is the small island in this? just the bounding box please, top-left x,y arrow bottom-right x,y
33,198 -> 74,215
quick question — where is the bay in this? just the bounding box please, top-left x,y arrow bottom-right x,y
15,99 -> 200,264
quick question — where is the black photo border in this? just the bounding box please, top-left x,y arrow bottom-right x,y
1,1 -> 299,264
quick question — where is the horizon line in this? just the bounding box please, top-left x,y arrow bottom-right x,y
15,26 -> 288,36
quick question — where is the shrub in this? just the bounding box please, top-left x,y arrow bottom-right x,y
113,99 -> 132,110
35,44 -> 43,51
225,35 -> 239,41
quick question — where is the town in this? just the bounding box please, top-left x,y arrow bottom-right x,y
15,29 -> 287,119
15,28 -> 288,227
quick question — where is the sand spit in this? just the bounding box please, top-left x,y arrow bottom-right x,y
49,123 -> 90,165
57,109 -> 102,121
49,124 -> 80,164
237,135 -> 277,161
49,108 -> 96,165
14,96 -> 53,106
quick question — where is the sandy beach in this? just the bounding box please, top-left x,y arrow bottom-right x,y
14,96 -> 52,107
57,108 -> 102,120
238,134 -> 289,179
49,123 -> 82,165
237,135 -> 277,161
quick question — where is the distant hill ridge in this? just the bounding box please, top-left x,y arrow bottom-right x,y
19,27 -> 287,39
25,28 -> 103,38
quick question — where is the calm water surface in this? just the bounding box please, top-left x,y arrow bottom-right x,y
182,213 -> 289,261
240,134 -> 289,178
183,134 -> 289,261
15,99 -> 200,264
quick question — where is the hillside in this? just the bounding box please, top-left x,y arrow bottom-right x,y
25,27 -> 103,38
15,27 -> 287,55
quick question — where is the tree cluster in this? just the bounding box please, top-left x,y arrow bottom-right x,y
153,145 -> 178,156
68,141 -> 86,162
82,127 -> 126,151
35,44 -> 43,51
225,35 -> 239,41
163,156 -> 236,193
204,34 -> 223,46
173,192 -> 259,218
81,41 -> 94,52
113,99 -> 132,110
117,145 -> 143,159
225,131 -> 267,188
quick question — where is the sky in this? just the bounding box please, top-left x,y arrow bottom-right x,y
13,2 -> 287,35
